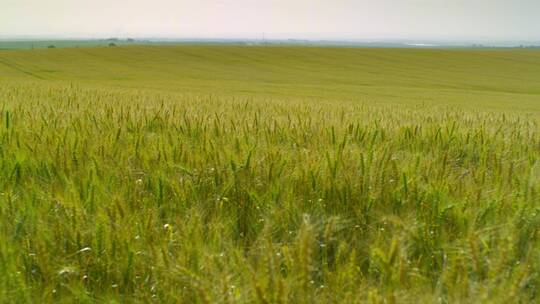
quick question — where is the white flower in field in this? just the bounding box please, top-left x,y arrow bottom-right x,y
58,266 -> 77,276
163,223 -> 171,230
135,179 -> 143,185
78,247 -> 92,253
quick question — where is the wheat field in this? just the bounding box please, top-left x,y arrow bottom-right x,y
0,45 -> 539,303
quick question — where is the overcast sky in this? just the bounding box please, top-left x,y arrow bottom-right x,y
1,0 -> 539,41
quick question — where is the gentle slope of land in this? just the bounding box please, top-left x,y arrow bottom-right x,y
2,46 -> 540,108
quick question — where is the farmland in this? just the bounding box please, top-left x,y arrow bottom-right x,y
0,45 -> 539,302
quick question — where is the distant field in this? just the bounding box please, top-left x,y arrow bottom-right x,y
0,46 -> 539,302
2,46 -> 540,109
0,40 -> 144,50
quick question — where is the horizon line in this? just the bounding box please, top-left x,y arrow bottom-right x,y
1,35 -> 540,44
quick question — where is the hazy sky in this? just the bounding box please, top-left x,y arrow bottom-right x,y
2,0 -> 539,41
